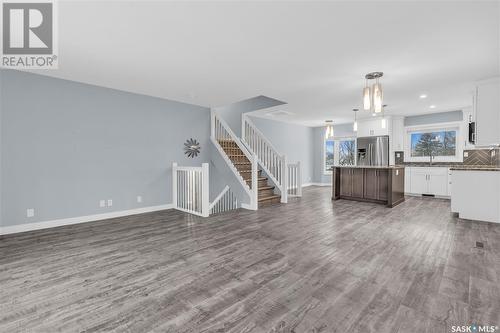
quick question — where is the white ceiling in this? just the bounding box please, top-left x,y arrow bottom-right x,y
30,1 -> 499,126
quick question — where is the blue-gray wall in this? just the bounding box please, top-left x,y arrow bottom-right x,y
404,110 -> 463,126
215,96 -> 285,136
312,124 -> 356,184
313,127 -> 331,184
249,117 -> 314,184
1,70 -> 212,227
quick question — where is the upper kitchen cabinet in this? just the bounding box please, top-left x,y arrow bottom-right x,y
357,116 -> 391,137
474,77 -> 500,146
391,117 -> 405,151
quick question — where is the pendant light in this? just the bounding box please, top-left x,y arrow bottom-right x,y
363,81 -> 371,111
372,78 -> 383,113
363,72 -> 384,113
353,108 -> 359,132
381,104 -> 387,129
325,120 -> 334,138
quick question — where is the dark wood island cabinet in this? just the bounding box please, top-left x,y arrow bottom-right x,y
332,166 -> 405,207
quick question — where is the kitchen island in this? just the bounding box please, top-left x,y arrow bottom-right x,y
332,166 -> 405,207
450,167 -> 500,223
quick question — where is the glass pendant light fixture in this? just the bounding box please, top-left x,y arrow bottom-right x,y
381,104 -> 387,128
363,81 -> 371,111
353,108 -> 358,131
372,78 -> 383,113
325,120 -> 334,138
363,72 -> 384,113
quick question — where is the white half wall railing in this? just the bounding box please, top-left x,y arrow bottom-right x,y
287,162 -> 302,197
209,186 -> 239,215
172,163 -> 210,217
211,110 -> 258,210
173,162 -> 240,217
242,115 -> 291,203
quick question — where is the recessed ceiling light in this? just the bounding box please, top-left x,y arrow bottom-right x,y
429,105 -> 436,109
419,94 -> 427,99
372,113 -> 376,117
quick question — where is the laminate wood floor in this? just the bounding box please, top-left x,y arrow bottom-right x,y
1,186 -> 499,333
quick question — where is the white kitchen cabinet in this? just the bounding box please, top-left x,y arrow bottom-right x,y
410,168 -> 429,194
474,78 -> 500,146
406,167 -> 449,197
404,167 -> 412,193
428,171 -> 448,196
357,117 -> 390,138
447,169 -> 452,197
391,117 -> 405,151
451,170 -> 500,223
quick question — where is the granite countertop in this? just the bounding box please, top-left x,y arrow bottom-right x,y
333,165 -> 404,169
332,165 -> 500,170
405,164 -> 500,169
404,163 -> 460,168
449,166 -> 500,171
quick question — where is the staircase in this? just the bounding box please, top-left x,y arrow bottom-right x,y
209,108 -> 301,212
219,139 -> 281,207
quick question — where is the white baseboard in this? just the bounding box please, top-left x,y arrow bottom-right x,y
303,182 -> 331,187
0,204 -> 174,236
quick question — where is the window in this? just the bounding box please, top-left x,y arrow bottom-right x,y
324,137 -> 357,173
405,123 -> 462,162
338,139 -> 356,165
325,139 -> 334,172
410,130 -> 457,157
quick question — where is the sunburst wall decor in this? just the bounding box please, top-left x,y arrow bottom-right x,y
184,138 -> 201,158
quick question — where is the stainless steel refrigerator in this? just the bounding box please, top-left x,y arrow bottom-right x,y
356,136 -> 389,166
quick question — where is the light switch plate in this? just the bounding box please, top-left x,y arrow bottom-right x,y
107,199 -> 113,207
99,200 -> 106,208
27,209 -> 35,218
137,196 -> 142,203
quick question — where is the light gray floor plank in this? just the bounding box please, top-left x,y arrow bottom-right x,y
1,186 -> 499,332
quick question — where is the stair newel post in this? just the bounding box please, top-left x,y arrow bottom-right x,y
251,153 -> 258,210
201,163 -> 210,217
281,155 -> 288,203
172,162 -> 178,209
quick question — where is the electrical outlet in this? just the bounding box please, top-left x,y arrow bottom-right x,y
137,196 -> 142,203
492,150 -> 496,157
99,200 -> 106,208
107,199 -> 113,207
464,151 -> 469,157
396,153 -> 401,158
27,208 -> 35,218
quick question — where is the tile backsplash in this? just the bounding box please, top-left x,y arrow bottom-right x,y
462,148 -> 499,166
395,148 -> 500,166
395,151 -> 404,165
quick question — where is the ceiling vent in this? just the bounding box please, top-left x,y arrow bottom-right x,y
266,110 -> 294,117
